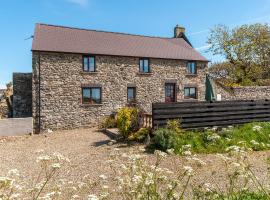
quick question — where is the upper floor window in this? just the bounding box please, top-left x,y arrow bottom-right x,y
139,58 -> 150,73
82,87 -> 101,104
187,61 -> 197,74
127,87 -> 136,102
184,87 -> 197,99
83,56 -> 96,72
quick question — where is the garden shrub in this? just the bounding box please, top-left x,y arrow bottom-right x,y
166,119 -> 183,133
151,128 -> 177,151
116,107 -> 139,138
128,127 -> 150,142
100,116 -> 117,129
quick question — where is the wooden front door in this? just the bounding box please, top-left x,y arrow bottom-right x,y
165,83 -> 176,102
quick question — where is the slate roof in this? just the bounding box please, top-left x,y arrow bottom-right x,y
32,23 -> 208,61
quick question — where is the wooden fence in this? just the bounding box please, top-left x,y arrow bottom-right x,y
152,100 -> 270,129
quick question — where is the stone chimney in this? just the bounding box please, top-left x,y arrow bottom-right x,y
174,25 -> 185,38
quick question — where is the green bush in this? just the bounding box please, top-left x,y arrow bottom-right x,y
166,119 -> 183,133
151,128 -> 177,151
128,128 -> 150,142
100,116 -> 117,129
116,107 -> 139,138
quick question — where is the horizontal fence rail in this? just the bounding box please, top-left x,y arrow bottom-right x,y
152,100 -> 270,129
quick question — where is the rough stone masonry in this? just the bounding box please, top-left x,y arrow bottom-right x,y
13,73 -> 32,118
32,52 -> 207,133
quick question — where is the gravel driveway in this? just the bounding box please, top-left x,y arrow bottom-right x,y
0,128 -> 269,198
0,117 -> 32,136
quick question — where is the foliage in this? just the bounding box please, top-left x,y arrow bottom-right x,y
207,23 -> 270,86
100,116 -> 117,129
166,119 -> 183,133
116,107 -> 139,138
151,128 -> 178,151
128,127 -> 150,142
152,122 -> 270,154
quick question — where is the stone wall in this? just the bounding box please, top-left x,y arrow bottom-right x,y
215,85 -> 270,101
32,52 -> 207,133
13,73 -> 32,118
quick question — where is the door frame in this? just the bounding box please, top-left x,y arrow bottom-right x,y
165,83 -> 177,102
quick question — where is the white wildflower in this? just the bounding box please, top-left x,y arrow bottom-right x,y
88,194 -> 99,200
252,125 -> 262,132
154,150 -> 167,158
166,148 -> 175,155
71,195 -> 80,199
36,155 -> 51,163
51,163 -> 61,169
207,133 -> 221,141
132,175 -> 142,184
182,150 -> 192,156
8,169 -> 20,176
250,140 -> 260,146
99,175 -> 107,180
183,166 -> 194,176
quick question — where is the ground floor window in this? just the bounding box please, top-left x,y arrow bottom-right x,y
82,87 -> 101,104
127,87 -> 136,102
184,87 -> 197,99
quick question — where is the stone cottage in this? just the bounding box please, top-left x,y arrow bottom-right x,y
32,23 -> 208,133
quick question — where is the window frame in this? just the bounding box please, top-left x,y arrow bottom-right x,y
139,58 -> 150,73
186,61 -> 197,75
184,87 -> 197,99
127,87 -> 136,102
82,55 -> 96,72
81,87 -> 102,104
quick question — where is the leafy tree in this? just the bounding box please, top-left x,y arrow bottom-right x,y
207,23 -> 270,85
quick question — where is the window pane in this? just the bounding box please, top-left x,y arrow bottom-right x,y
83,57 -> 89,71
89,57 -> 95,71
127,87 -> 135,101
187,62 -> 196,74
91,88 -> 101,103
184,88 -> 189,97
190,87 -> 195,95
82,88 -> 91,102
139,59 -> 144,72
144,59 -> 149,72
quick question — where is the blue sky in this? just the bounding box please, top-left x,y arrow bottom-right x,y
0,0 -> 270,88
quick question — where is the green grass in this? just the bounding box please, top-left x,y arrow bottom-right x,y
151,122 -> 270,154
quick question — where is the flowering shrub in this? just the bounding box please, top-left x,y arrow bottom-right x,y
117,107 -> 139,138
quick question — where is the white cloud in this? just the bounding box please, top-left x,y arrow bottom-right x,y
67,0 -> 88,7
195,44 -> 211,51
0,84 -> 6,89
187,29 -> 209,36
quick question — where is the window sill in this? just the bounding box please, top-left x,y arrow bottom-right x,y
81,103 -> 103,107
183,98 -> 198,102
81,71 -> 99,75
137,72 -> 153,76
185,74 -> 198,77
